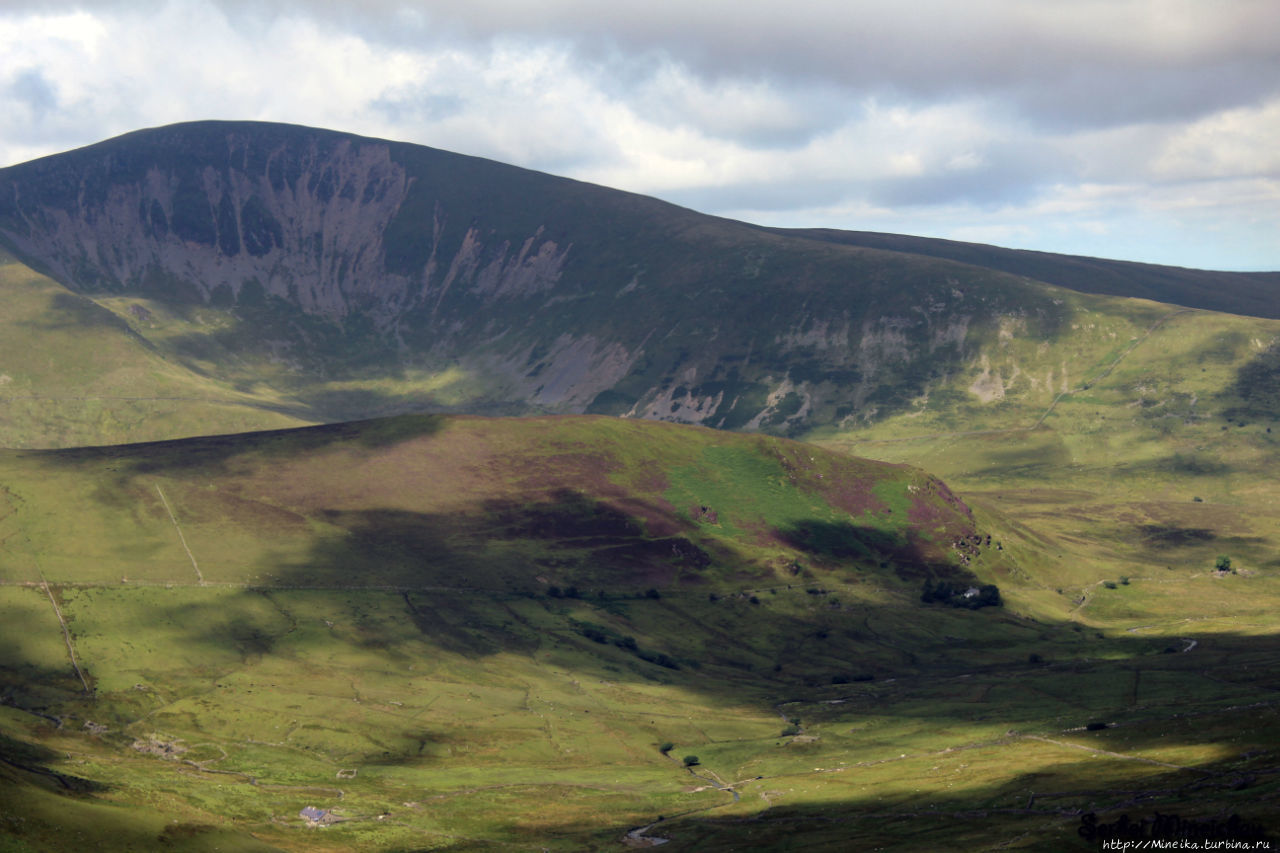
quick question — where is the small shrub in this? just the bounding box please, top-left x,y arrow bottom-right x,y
1103,581 -> 1117,590
658,742 -> 674,754
779,725 -> 800,736
1085,722 -> 1109,731
1119,576 -> 1130,585
682,755 -> 700,767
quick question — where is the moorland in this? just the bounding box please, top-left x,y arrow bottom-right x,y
0,122 -> 1278,851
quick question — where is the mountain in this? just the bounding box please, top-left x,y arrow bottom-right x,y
3,122 -> 1280,850
0,413 -> 1011,851
2,415 -> 1277,851
761,227 -> 1280,319
6,120 -> 1272,448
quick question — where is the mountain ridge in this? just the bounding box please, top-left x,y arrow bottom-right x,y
759,225 -> 1280,318
5,120 -> 1272,442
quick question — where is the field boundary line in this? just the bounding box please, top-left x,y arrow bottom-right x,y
1023,734 -> 1194,772
156,483 -> 204,585
30,552 -> 91,693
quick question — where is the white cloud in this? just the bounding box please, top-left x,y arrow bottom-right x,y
0,0 -> 1276,269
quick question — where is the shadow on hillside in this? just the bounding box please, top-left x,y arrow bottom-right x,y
261,489 -> 717,596
1138,524 -> 1218,548
1222,342 -> 1280,421
9,497 -> 1280,847
0,730 -> 110,795
587,756 -> 1278,850
39,290 -> 136,334
208,486 -> 1001,691
38,413 -> 447,475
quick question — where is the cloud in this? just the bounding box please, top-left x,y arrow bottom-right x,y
8,68 -> 59,119
0,0 -> 1275,269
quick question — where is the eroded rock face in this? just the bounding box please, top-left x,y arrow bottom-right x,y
0,125 -> 569,333
0,121 -> 1065,431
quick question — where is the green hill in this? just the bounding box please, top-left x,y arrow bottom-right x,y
0,250 -> 309,447
1,413 -> 1278,850
0,413 -> 1004,850
6,120 -> 1272,449
2,123 -> 1280,849
763,226 -> 1280,319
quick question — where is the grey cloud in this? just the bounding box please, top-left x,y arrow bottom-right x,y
10,1 -> 1275,131
370,90 -> 465,125
865,165 -> 1051,210
660,140 -> 1075,214
8,67 -> 58,119
192,0 -> 1280,130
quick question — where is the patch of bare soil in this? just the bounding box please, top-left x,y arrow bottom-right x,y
131,735 -> 188,759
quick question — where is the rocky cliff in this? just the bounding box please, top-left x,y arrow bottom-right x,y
0,120 -> 1069,430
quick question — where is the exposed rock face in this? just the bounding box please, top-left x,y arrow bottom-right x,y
0,125 -> 569,333
0,120 -> 1066,431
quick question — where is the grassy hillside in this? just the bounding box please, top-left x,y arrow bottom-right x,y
0,251 -> 310,447
810,292 -> 1280,609
6,120 -> 1273,446
1,414 -> 1278,850
2,122 -> 1279,849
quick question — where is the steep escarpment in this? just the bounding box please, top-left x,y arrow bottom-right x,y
0,120 -> 1070,432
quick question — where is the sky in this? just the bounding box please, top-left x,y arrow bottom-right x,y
0,0 -> 1276,271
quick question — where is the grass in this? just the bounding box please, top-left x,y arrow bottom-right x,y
0,257 -> 309,449
2,124 -> 1279,849
2,411 -> 1279,849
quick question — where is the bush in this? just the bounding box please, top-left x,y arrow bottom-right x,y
779,725 -> 800,736
658,742 -> 674,754
1103,581 -> 1117,590
1216,555 -> 1234,573
682,755 -> 700,767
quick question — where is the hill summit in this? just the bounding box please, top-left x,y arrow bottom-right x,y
7,120 -> 1269,438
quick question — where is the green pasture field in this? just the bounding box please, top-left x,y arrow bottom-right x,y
0,257 -> 308,449
2,410 -> 1279,850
